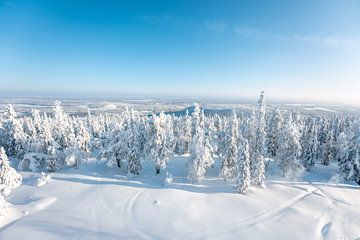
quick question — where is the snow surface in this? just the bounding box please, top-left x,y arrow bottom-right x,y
1,157 -> 359,240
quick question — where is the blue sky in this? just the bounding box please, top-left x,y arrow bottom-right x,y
0,0 -> 360,103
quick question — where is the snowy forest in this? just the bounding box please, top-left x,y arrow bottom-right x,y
1,92 -> 360,216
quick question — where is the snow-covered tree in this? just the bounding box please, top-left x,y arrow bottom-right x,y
341,127 -> 360,184
267,108 -> 283,157
1,105 -> 26,158
220,110 -> 239,180
188,104 -> 213,182
146,112 -> 174,175
322,129 -> 335,166
302,119 -> 319,171
235,138 -> 251,194
177,111 -> 192,155
251,91 -> 266,186
277,113 -> 303,178
0,147 -> 22,196
126,109 -> 143,175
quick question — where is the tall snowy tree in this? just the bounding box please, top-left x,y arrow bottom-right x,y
235,138 -> 251,194
267,108 -> 283,157
302,118 -> 319,171
188,104 -> 213,183
251,91 -> 266,186
277,113 -> 303,177
177,111 -> 192,155
341,126 -> 360,184
126,109 -> 143,175
220,110 -> 239,180
322,129 -> 335,166
146,112 -> 174,175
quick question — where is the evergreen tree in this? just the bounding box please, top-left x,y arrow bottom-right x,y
146,112 -> 174,175
303,119 -> 319,171
277,113 -> 303,178
0,147 -> 22,196
267,108 -> 283,157
126,109 -> 142,175
322,129 -> 335,166
1,105 -> 26,158
251,91 -> 266,186
220,110 -> 239,180
188,104 -> 213,183
235,138 -> 251,194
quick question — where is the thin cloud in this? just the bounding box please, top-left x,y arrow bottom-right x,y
203,21 -> 227,33
234,26 -> 360,49
142,15 -> 360,49
141,15 -> 226,33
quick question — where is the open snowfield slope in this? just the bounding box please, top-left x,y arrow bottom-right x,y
1,157 -> 359,240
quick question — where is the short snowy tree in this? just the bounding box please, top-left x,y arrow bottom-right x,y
0,147 -> 22,196
1,105 -> 26,158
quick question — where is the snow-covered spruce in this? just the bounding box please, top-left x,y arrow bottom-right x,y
302,118 -> 319,171
145,112 -> 174,175
251,91 -> 266,186
220,110 -> 239,181
276,113 -> 303,178
0,147 -> 22,197
235,138 -> 251,194
188,104 -> 213,183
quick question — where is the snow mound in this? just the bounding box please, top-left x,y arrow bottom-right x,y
34,172 -> 52,187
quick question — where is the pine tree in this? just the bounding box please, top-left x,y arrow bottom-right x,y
235,138 -> 251,194
220,110 -> 239,180
0,147 -> 22,196
251,91 -> 266,186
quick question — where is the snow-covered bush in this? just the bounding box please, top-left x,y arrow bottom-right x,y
64,147 -> 86,168
0,194 -> 7,216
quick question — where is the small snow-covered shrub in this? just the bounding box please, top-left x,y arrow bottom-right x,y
19,152 -> 63,172
0,194 -> 7,216
0,147 -> 22,196
64,147 -> 86,168
35,172 -> 52,187
163,172 -> 173,185
18,152 -> 47,172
